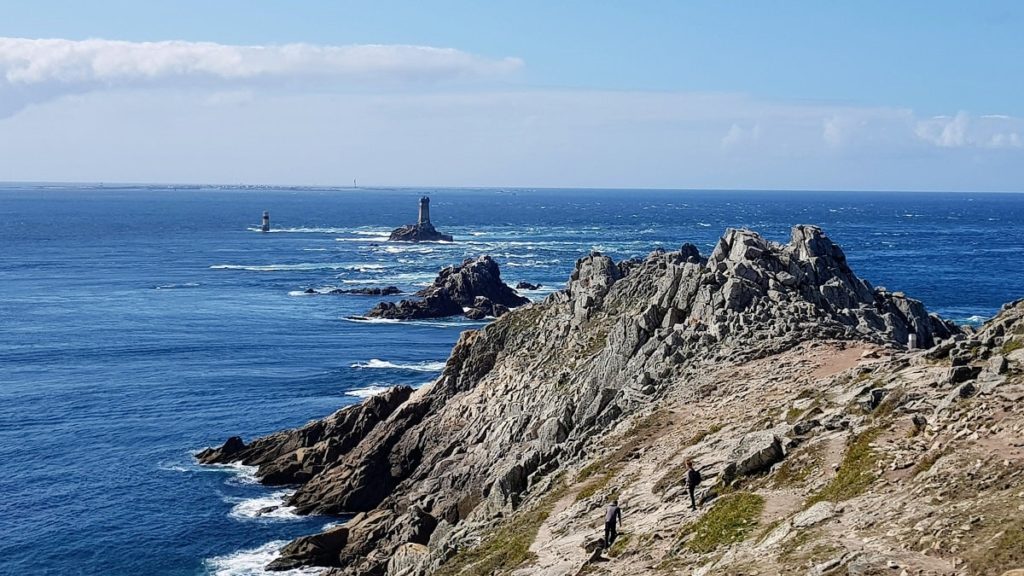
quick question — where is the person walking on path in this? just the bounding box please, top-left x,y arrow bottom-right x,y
604,499 -> 622,547
686,459 -> 702,510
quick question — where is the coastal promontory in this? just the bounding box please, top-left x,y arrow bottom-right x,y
199,225 -> 1024,576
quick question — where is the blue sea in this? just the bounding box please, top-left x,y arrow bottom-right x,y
2,185 -> 1023,575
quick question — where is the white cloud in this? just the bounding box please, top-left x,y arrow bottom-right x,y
721,122 -> 761,148
914,111 -> 1024,149
0,37 -> 522,115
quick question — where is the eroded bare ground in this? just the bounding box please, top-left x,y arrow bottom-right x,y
517,340 -> 1024,576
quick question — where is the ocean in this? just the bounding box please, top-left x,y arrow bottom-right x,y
1,185 -> 1023,575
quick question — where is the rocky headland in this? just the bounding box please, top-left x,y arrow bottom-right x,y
361,256 -> 530,321
198,225 -> 1024,576
304,286 -> 402,296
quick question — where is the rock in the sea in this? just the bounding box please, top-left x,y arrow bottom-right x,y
515,281 -> 542,290
365,256 -> 529,321
388,196 -> 453,242
304,286 -> 402,296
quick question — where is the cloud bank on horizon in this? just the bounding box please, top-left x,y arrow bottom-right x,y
0,36 -> 1021,191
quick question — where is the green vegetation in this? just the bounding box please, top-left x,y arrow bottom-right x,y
677,492 -> 765,553
871,387 -> 905,421
769,442 -> 824,488
687,423 -> 724,446
606,533 -> 632,558
966,519 -> 1024,576
1002,338 -> 1023,355
806,428 -> 880,505
435,477 -> 567,576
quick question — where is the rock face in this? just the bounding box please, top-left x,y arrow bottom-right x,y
388,222 -> 453,243
364,256 -> 530,320
199,225 -> 979,576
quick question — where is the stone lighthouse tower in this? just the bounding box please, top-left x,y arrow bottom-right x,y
261,210 -> 270,232
418,196 -> 431,225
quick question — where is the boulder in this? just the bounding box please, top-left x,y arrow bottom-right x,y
722,431 -> 784,483
792,501 -> 835,528
516,281 -> 542,290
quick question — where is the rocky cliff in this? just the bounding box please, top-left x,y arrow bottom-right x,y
198,226 -> 1024,576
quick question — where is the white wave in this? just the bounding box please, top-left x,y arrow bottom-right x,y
155,282 -> 200,290
469,231 -> 488,236
247,226 -> 351,234
343,316 -> 486,328
963,315 -> 987,323
351,229 -> 392,236
201,461 -> 261,485
345,385 -> 393,398
226,490 -> 301,521
697,222 -> 712,227
345,263 -> 389,272
335,236 -> 391,242
343,316 -> 401,324
210,263 -> 352,272
380,245 -> 435,254
205,540 -> 322,576
350,359 -> 446,372
301,248 -> 328,252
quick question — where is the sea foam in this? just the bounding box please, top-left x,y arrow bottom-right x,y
350,359 -> 446,372
205,540 -> 321,576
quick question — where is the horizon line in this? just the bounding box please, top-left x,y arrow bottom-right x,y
1,180 -> 1022,195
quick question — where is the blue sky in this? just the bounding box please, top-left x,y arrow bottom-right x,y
1,1 -> 1022,190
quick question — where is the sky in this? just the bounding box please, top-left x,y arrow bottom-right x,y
0,0 -> 1022,191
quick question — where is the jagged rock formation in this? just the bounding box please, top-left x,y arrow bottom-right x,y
388,222 -> 453,243
363,256 -> 529,320
191,225 -> 1020,576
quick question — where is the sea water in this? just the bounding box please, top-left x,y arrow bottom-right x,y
1,186 -> 1023,575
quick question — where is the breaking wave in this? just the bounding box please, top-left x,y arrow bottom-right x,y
204,540 -> 322,576
350,359 -> 446,372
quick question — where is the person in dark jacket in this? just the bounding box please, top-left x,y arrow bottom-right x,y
604,499 -> 622,547
685,459 -> 702,510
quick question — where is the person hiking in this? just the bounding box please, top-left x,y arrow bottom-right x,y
604,499 -> 622,547
686,459 -> 702,510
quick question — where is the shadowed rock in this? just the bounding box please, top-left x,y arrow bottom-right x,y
364,256 -> 529,320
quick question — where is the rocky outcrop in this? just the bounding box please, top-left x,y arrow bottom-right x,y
388,222 -> 453,243
197,385 -> 412,485
363,256 -> 529,320
200,225 -> 973,576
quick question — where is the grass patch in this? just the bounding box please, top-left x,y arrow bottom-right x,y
575,473 -> 615,502
678,492 -> 764,554
966,519 -> 1024,576
606,533 -> 633,558
769,442 -> 824,488
806,428 -> 880,505
871,387 -> 905,422
435,477 -> 567,576
1002,338 -> 1023,355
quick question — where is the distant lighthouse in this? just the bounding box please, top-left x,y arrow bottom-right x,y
261,211 -> 270,232
418,197 -> 431,225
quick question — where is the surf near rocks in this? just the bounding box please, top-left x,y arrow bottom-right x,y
193,225 -> 1024,576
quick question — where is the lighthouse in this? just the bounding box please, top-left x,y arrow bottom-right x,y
418,197 -> 431,225
261,211 -> 270,232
